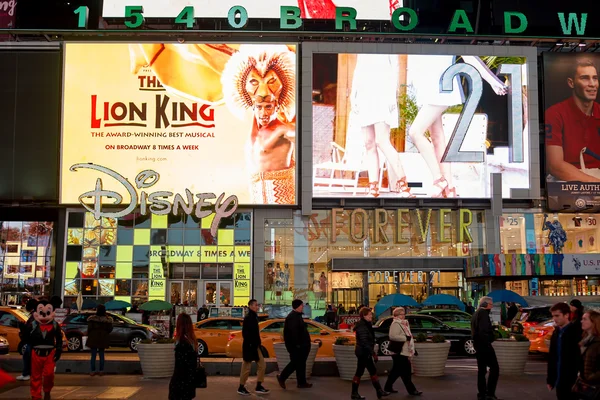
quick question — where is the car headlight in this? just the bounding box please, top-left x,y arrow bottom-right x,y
148,327 -> 159,335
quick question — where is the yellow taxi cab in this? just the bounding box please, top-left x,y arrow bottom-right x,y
225,318 -> 355,358
193,317 -> 244,356
0,306 -> 68,353
525,319 -> 554,353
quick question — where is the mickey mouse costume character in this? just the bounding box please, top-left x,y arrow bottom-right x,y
23,297 -> 63,400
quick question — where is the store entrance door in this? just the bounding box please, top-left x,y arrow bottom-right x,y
203,281 -> 233,307
332,288 -> 363,311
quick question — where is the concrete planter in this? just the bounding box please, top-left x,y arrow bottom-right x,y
412,341 -> 451,377
493,340 -> 530,376
273,342 -> 319,379
332,345 -> 369,381
137,343 -> 175,379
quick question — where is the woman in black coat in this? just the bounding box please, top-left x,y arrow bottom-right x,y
351,308 -> 388,399
169,313 -> 198,400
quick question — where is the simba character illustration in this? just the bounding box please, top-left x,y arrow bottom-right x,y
543,214 -> 568,254
221,45 -> 296,205
24,297 -> 63,400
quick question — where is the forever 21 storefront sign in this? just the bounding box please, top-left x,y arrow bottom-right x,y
70,163 -> 238,236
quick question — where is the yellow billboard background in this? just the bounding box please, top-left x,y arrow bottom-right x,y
61,43 -> 297,205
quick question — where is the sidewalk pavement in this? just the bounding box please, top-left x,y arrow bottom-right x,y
0,359 -> 555,400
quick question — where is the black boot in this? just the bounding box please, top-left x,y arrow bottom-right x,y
371,377 -> 389,399
351,377 -> 365,399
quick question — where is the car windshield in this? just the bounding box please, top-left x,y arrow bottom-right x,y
112,314 -> 137,325
12,309 -> 30,321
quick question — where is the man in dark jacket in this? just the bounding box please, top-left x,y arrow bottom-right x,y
237,299 -> 269,396
17,298 -> 39,381
277,299 -> 312,389
547,302 -> 582,400
471,296 -> 499,400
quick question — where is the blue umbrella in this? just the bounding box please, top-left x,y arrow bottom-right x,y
422,294 -> 465,311
487,289 -> 529,306
374,294 -> 419,317
105,300 -> 132,310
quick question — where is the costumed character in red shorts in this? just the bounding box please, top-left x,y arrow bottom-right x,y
24,298 -> 63,400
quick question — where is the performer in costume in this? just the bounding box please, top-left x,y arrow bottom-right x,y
221,45 -> 297,205
25,297 -> 63,400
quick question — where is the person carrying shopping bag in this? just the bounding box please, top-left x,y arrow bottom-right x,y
384,307 -> 422,396
169,313 -> 199,400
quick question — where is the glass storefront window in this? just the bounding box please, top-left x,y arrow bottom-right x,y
265,210 -> 483,316
0,221 -> 55,304
64,211 -> 251,307
501,212 -> 600,255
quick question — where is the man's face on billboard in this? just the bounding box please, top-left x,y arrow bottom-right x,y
254,100 -> 278,127
569,65 -> 599,102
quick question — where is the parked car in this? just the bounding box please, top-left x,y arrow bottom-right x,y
416,309 -> 473,329
0,306 -> 66,354
524,318 -> 554,353
61,311 -> 159,352
511,306 -> 552,334
373,314 -> 476,356
0,336 -> 9,355
192,315 -> 268,357
226,318 -> 355,358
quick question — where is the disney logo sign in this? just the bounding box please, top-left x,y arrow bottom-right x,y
70,163 -> 238,237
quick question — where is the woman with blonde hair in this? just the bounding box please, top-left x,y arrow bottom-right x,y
579,311 -> 600,386
169,313 -> 199,400
384,307 -> 421,395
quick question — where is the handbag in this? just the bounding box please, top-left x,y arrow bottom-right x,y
388,340 -> 405,354
195,363 -> 207,389
259,345 -> 269,359
572,377 -> 600,400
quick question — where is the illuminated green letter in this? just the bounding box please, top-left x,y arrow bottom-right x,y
335,7 -> 357,31
557,13 -> 588,35
504,11 -> 528,34
391,7 -> 418,31
280,6 -> 302,29
227,5 -> 248,29
448,9 -> 473,33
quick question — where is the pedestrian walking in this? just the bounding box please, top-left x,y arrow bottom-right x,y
87,305 -> 113,376
197,304 -> 209,321
237,299 -> 270,396
570,299 -> 584,332
169,313 -> 198,400
384,307 -> 422,396
547,302 -> 581,400
471,296 -> 500,400
277,299 -> 313,390
16,298 -> 38,381
351,307 -> 389,399
579,311 -> 600,385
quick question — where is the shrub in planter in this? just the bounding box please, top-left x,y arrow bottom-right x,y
492,335 -> 530,376
412,334 -> 451,377
274,342 -> 319,379
333,337 -> 369,381
137,338 -> 176,379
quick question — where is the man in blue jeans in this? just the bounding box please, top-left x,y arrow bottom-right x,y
17,298 -> 38,381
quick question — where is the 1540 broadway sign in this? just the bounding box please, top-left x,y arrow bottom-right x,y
70,163 -> 238,237
99,1 -> 592,38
